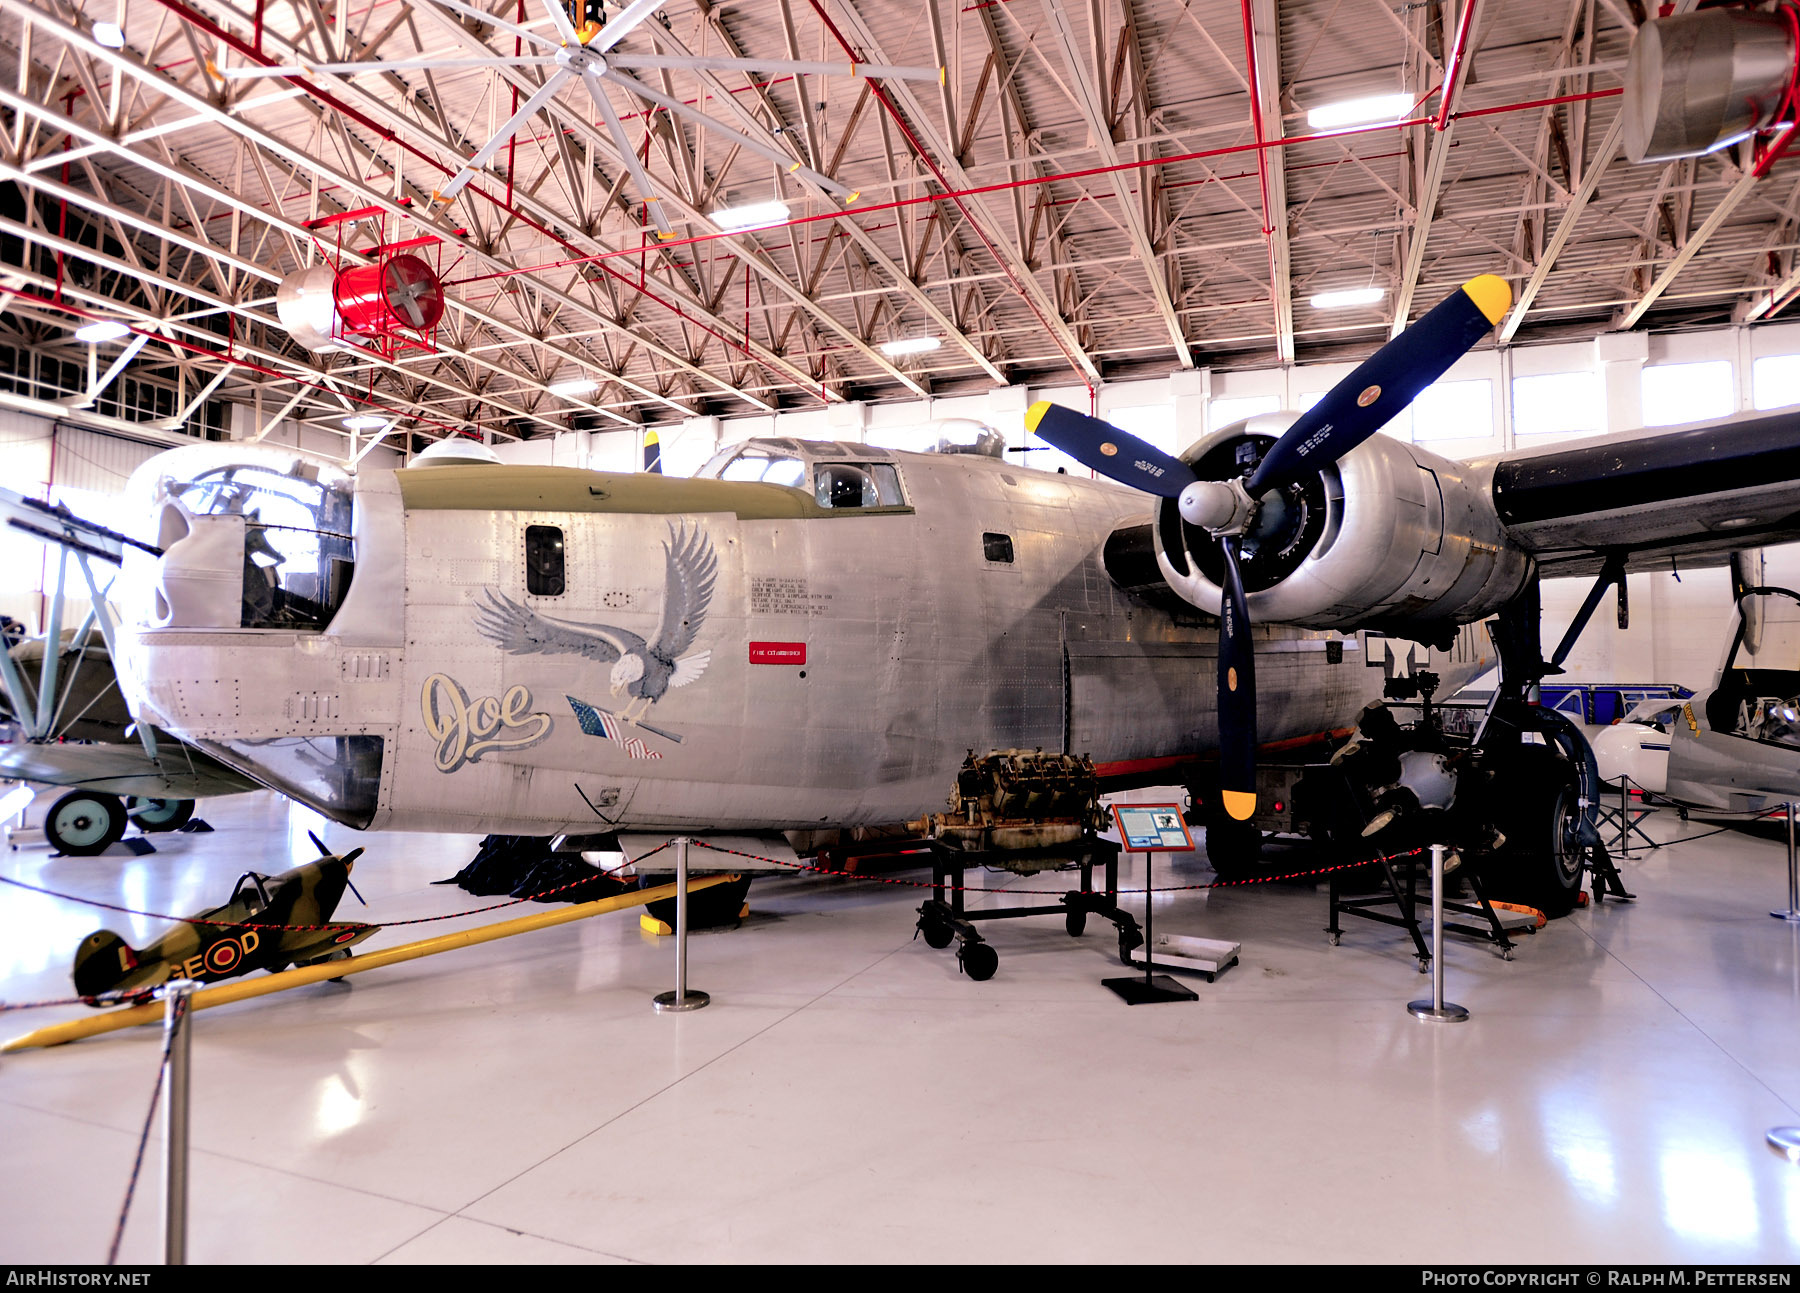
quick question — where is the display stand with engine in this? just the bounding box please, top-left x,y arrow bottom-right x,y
911,750 -> 1142,981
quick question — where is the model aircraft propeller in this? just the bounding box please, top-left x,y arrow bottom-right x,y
1026,273 -> 1511,822
309,829 -> 367,903
215,0 -> 943,228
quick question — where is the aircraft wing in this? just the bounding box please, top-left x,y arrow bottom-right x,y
0,741 -> 261,798
1488,408 -> 1800,578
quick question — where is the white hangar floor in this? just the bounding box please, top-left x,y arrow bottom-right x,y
0,789 -> 1796,1265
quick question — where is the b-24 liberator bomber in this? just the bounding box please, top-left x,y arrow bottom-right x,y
79,274 -> 1800,919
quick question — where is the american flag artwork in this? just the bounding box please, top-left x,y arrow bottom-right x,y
567,695 -> 664,761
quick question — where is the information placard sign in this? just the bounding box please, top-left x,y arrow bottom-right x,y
1110,803 -> 1195,852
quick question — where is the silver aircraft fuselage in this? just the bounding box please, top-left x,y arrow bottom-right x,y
112,440 -> 1494,834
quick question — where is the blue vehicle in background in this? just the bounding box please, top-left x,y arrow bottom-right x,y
1539,682 -> 1694,727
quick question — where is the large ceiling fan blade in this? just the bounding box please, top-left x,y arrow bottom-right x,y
1024,401 -> 1197,498
592,0 -> 668,52
1216,538 -> 1258,821
218,56 -> 559,80
606,54 -> 945,82
584,70 -> 675,239
602,69 -> 854,199
1245,273 -> 1512,498
435,67 -> 573,201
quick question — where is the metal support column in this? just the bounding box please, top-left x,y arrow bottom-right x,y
1773,802 -> 1800,923
161,979 -> 196,1265
1408,845 -> 1470,1022
652,837 -> 710,1012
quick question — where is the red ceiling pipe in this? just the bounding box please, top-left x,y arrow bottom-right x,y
805,0 -> 1095,394
1437,0 -> 1484,131
1240,0 -> 1284,353
139,0 -> 797,397
1432,0 -> 1476,130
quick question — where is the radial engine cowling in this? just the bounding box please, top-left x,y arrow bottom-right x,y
1153,415 -> 1532,642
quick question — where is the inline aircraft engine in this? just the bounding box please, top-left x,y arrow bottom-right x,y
1142,414 -> 1532,646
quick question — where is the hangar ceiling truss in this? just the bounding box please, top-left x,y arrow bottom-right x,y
1,0 -> 1798,449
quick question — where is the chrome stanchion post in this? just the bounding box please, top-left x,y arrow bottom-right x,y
1409,845 -> 1469,1023
1772,802 -> 1800,923
161,979 -> 197,1265
653,837 -> 710,1012
1618,775 -> 1633,857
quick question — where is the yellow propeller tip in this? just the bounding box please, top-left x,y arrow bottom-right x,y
845,190 -> 861,205
1463,273 -> 1512,326
1024,399 -> 1052,432
1221,789 -> 1257,821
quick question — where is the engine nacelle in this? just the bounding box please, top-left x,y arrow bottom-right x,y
1153,415 -> 1532,641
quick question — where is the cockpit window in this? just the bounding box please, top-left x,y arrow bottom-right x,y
816,464 -> 875,509
814,463 -> 905,509
170,463 -> 355,631
718,450 -> 805,488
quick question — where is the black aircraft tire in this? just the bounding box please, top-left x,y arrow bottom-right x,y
1204,817 -> 1264,883
1482,747 -> 1585,918
126,797 -> 195,833
46,791 -> 127,857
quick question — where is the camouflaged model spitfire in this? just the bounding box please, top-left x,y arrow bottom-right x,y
70,835 -> 379,1002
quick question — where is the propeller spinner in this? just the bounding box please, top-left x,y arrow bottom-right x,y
1026,273 -> 1511,821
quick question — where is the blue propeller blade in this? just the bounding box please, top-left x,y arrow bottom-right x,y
1246,274 -> 1511,497
1216,538 -> 1257,820
1024,402 -> 1197,497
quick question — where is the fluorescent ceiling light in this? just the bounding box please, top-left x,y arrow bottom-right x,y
711,200 -> 790,231
1306,92 -> 1415,130
879,337 -> 941,357
549,378 -> 597,396
1309,287 -> 1386,310
92,21 -> 125,48
342,414 -> 387,430
74,320 -> 130,342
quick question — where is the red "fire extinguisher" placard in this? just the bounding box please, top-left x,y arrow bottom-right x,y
749,642 -> 806,665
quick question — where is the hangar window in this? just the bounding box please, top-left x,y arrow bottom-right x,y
1513,372 -> 1603,441
525,525 -> 565,596
1642,360 -> 1734,427
1208,394 -> 1280,432
1753,354 -> 1800,410
1412,379 -> 1493,442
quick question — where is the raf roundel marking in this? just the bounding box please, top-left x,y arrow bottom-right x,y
204,938 -> 243,975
